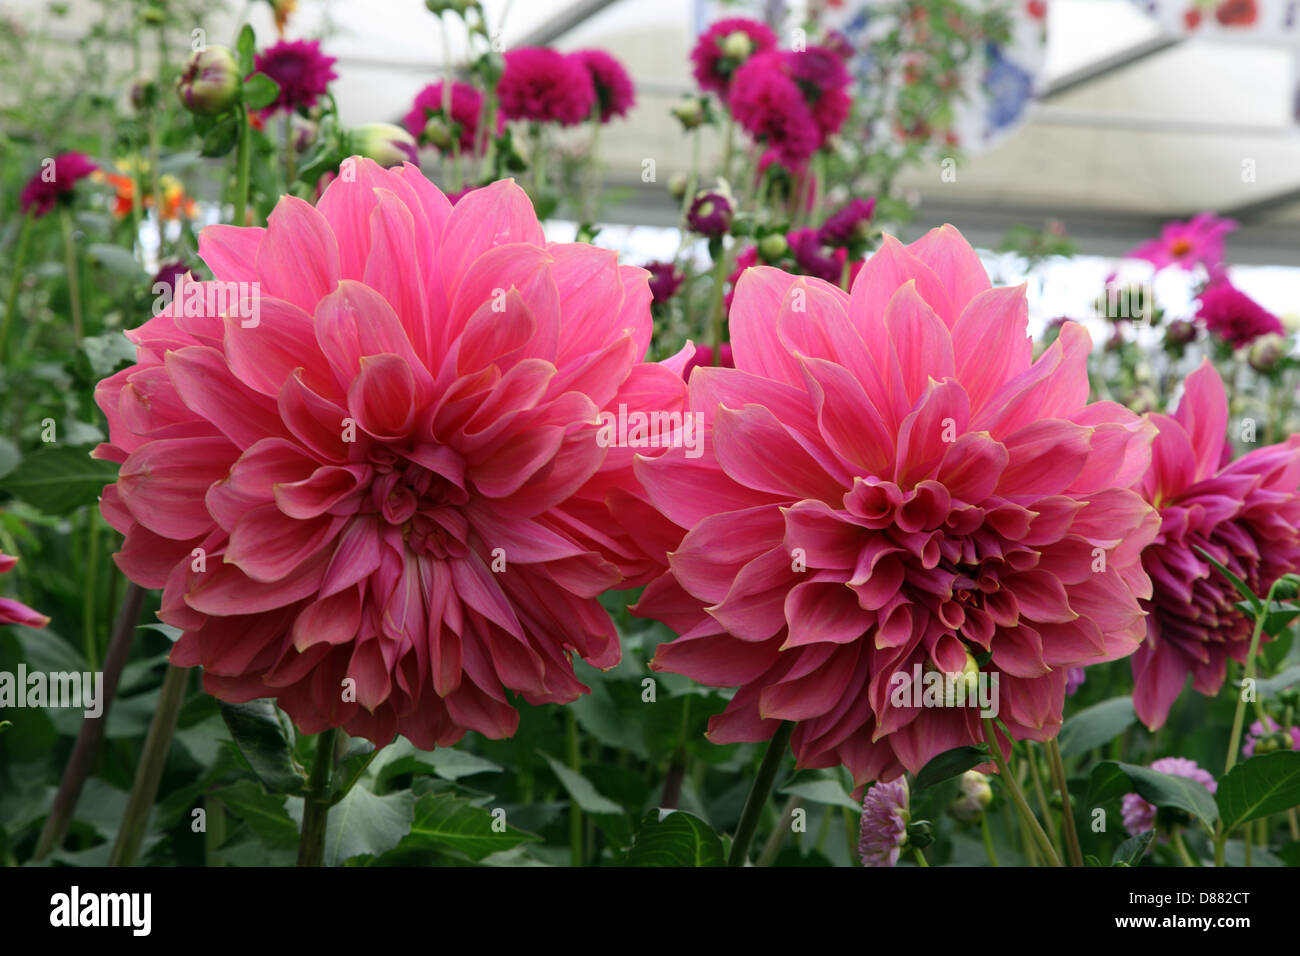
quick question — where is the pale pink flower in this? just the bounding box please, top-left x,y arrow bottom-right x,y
94,158 -> 680,748
1121,756 -> 1216,837
632,225 -> 1159,786
859,777 -> 909,866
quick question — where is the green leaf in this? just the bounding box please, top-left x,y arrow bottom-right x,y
777,775 -> 861,811
242,72 -> 280,111
1257,664 -> 1300,699
314,785 -> 414,866
85,243 -> 145,279
1195,546 -> 1260,615
914,744 -> 989,790
541,753 -> 623,815
423,748 -> 502,781
236,24 -> 256,75
0,438 -> 17,480
215,780 -> 298,850
200,114 -> 241,157
1216,751 -> 1300,832
218,699 -> 306,795
1058,697 -> 1136,758
1112,829 -> 1153,866
626,809 -> 724,866
401,792 -> 538,862
0,444 -> 119,514
1102,761 -> 1219,829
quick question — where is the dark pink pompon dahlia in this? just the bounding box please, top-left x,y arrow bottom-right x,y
402,80 -> 501,155
498,47 -> 596,127
93,158 -> 683,749
1131,360 -> 1300,729
630,225 -> 1160,786
19,152 -> 98,219
573,49 -> 636,123
690,17 -> 778,98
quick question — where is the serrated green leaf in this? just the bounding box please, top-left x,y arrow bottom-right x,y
914,744 -> 990,790
242,72 -> 280,111
0,444 -> 119,514
401,792 -> 538,862
1100,761 -> 1218,829
1257,664 -> 1300,699
1058,697 -> 1136,758
215,780 -> 298,850
314,785 -> 414,866
1216,751 -> 1300,832
1112,829 -> 1153,866
218,699 -> 306,795
777,776 -> 861,811
541,753 -> 622,815
626,809 -> 723,866
200,114 -> 240,157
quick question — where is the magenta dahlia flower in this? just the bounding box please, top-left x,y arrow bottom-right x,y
1121,757 -> 1216,837
498,48 -> 596,127
691,17 -> 778,98
820,198 -> 877,248
0,552 -> 49,628
19,152 -> 98,218
573,49 -> 636,123
859,777 -> 909,866
681,343 -> 733,379
1132,361 -> 1300,729
1195,280 -> 1283,349
402,81 -> 500,155
632,225 -> 1160,785
1123,213 -> 1236,278
93,158 -> 673,748
729,53 -> 823,167
645,261 -> 684,304
253,39 -> 338,115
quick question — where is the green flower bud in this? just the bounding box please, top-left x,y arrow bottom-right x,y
670,97 -> 706,131
948,769 -> 993,823
758,233 -> 789,262
1248,333 -> 1285,373
423,116 -> 454,150
904,819 -> 933,850
350,123 -> 419,168
175,45 -> 241,116
721,30 -> 754,60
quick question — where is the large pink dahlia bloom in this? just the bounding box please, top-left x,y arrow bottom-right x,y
1131,360 -> 1300,729
94,158 -> 668,748
632,226 -> 1159,786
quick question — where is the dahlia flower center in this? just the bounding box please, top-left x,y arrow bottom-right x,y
363,446 -> 469,559
1169,237 -> 1193,257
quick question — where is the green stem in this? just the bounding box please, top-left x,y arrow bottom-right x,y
109,664 -> 189,866
234,104 -> 252,226
1026,745 -> 1059,849
980,814 -> 999,867
756,795 -> 800,867
912,847 -> 929,867
148,108 -> 165,251
708,243 -> 729,364
567,710 -> 583,867
297,727 -> 338,867
82,509 -> 101,671
728,720 -> 794,866
1172,829 -> 1197,867
59,208 -> 84,344
1046,738 -> 1084,867
983,719 -> 1062,867
282,111 -> 296,193
0,211 -> 34,363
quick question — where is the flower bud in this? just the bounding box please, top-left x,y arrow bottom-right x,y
670,97 -> 706,131
422,115 -> 454,150
667,171 -> 689,199
722,30 -> 754,60
948,770 -> 993,823
1164,318 -> 1196,346
687,190 -> 733,238
350,123 -> 419,168
1272,573 -> 1300,601
130,74 -> 158,112
757,232 -> 788,262
175,45 -> 241,116
904,819 -> 933,850
1248,332 -> 1285,373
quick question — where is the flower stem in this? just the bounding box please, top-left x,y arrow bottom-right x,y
708,243 -> 729,364
983,718 -> 1062,866
34,583 -> 145,861
728,720 -> 794,866
912,847 -> 929,867
1172,829 -> 1198,867
297,727 -> 338,867
566,709 -> 583,867
109,663 -> 190,866
1046,738 -> 1084,867
980,814 -> 999,867
0,211 -> 34,363
59,208 -> 84,344
234,104 -> 252,226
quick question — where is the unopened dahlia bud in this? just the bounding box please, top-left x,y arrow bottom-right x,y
176,45 -> 241,116
757,232 -> 788,262
423,115 -> 455,150
667,171 -> 689,199
1248,332 -> 1285,373
350,123 -> 419,167
670,97 -> 706,130
722,29 -> 754,60
687,190 -> 733,238
948,770 -> 993,823
1165,318 -> 1196,346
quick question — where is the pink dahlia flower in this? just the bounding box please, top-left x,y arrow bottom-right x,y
690,17 -> 778,98
1123,213 -> 1236,278
19,152 -> 98,219
573,49 -> 636,123
498,48 -> 596,127
1132,361 -> 1300,729
1195,280 -> 1283,349
402,81 -> 501,155
859,777 -> 909,866
253,39 -> 338,115
93,158 -> 675,748
1121,757 -> 1216,837
632,225 -> 1159,786
0,552 -> 49,629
